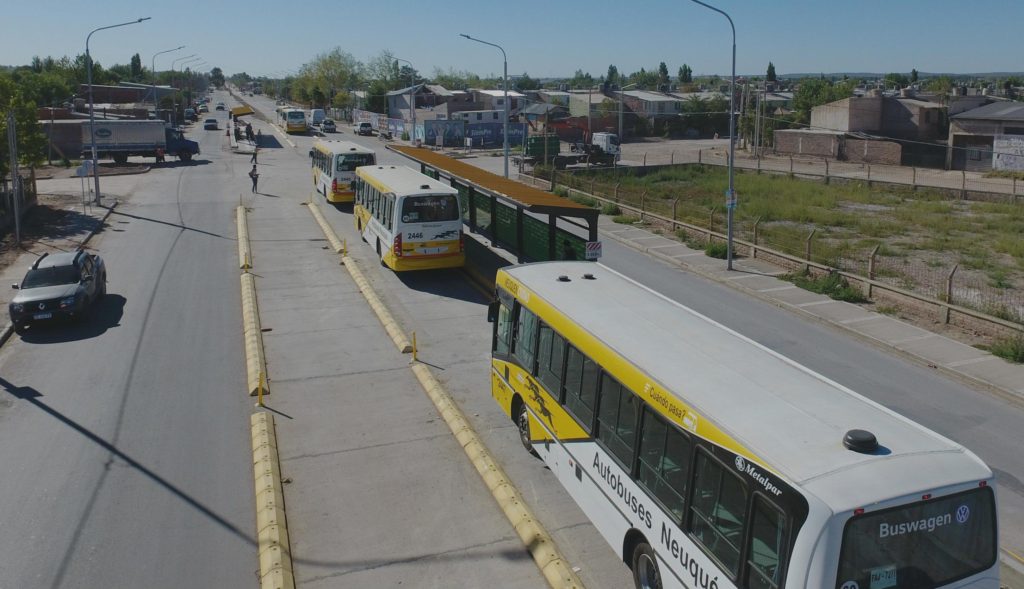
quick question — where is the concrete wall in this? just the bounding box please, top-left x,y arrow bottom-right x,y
811,97 -> 882,132
775,130 -> 841,158
844,138 -> 902,164
883,101 -> 944,140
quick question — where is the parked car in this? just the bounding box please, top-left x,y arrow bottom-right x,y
352,122 -> 373,136
184,108 -> 198,122
9,250 -> 107,332
203,118 -> 219,130
321,119 -> 336,133
198,104 -> 209,113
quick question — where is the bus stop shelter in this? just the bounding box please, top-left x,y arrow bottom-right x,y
387,146 -> 599,263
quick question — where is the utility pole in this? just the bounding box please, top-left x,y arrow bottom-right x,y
6,111 -> 22,245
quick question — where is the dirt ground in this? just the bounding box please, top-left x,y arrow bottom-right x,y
0,193 -> 105,272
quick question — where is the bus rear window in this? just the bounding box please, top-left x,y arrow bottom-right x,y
836,487 -> 995,589
337,153 -> 373,172
400,195 -> 459,223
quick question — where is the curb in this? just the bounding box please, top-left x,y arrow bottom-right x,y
251,412 -> 295,589
304,200 -> 344,253
409,362 -> 583,589
238,206 -> 269,396
600,227 -> 1024,409
305,204 -> 582,588
1,201 -> 117,350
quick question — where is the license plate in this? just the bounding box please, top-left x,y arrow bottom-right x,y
418,247 -> 445,255
33,312 -> 52,320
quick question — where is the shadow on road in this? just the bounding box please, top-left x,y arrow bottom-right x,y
18,294 -> 126,343
397,269 -> 488,306
110,210 -> 233,240
254,136 -> 284,149
153,158 -> 214,169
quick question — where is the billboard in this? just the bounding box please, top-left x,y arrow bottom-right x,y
465,123 -> 527,147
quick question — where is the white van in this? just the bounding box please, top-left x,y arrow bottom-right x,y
308,108 -> 326,128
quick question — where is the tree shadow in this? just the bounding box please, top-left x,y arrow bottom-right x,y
0,204 -> 108,253
18,294 -> 126,343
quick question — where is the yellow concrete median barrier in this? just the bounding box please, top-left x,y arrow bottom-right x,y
305,199 -> 345,254
251,412 -> 295,589
342,256 -> 413,354
241,271 -> 269,396
237,205 -> 252,269
410,363 -> 583,589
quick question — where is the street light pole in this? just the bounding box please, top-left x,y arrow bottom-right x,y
618,82 -> 637,165
460,34 -> 509,178
86,17 -> 151,205
170,54 -> 197,126
689,0 -> 736,270
396,58 -> 416,144
151,45 -> 184,120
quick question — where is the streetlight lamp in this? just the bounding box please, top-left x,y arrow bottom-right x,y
395,58 -> 416,145
151,45 -> 184,119
86,17 -> 151,205
460,33 -> 509,178
689,0 -> 736,270
170,54 -> 197,126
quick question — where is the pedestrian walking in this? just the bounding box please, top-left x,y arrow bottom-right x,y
248,165 -> 260,193
256,129 -> 262,146
251,147 -> 258,164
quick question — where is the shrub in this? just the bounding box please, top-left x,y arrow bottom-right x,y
553,186 -> 568,197
705,242 -> 729,259
569,193 -> 598,207
989,336 -> 1024,363
613,215 -> 640,224
786,269 -> 868,303
602,203 -> 622,216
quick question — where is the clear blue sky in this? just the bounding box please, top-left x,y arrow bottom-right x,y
4,0 -> 1021,79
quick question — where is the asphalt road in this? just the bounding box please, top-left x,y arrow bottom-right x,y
0,98 -> 255,587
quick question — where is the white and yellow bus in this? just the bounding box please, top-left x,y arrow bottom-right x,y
353,165 -> 464,271
488,261 -> 998,589
309,140 -> 375,203
278,107 -> 307,133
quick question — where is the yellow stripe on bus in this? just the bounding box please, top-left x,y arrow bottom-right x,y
497,269 -> 769,471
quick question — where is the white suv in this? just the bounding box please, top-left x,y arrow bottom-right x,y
352,122 -> 373,136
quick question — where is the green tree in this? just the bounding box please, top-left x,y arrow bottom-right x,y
428,67 -> 480,90
569,69 -> 594,88
597,98 -> 617,119
0,74 -> 47,181
792,78 -> 854,125
910,68 -> 918,84
678,64 -> 693,84
766,62 -> 777,82
515,72 -> 539,91
130,53 -> 143,81
209,67 -> 225,87
883,72 -> 909,89
657,62 -> 670,88
606,64 -> 619,87
366,79 -> 389,113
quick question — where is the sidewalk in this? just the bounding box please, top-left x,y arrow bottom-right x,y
597,215 -> 1024,405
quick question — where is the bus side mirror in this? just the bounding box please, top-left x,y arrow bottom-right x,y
487,301 -> 500,323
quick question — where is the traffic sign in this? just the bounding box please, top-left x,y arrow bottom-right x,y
585,241 -> 602,260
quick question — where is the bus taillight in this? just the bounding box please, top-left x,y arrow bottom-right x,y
331,178 -> 337,194
393,234 -> 402,257
459,232 -> 465,252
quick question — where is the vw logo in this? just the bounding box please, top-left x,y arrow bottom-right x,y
38,302 -> 46,310
734,456 -> 746,471
956,505 -> 970,524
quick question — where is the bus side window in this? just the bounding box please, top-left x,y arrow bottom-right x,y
494,302 -> 513,355
638,407 -> 691,522
563,346 -> 598,432
535,323 -> 566,400
745,497 -> 787,589
511,304 -> 539,372
596,373 -> 638,468
688,450 -> 749,576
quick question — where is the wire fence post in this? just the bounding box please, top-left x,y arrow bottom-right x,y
614,182 -> 620,203
961,171 -> 966,199
752,216 -> 761,258
756,156 -> 761,174
867,164 -> 872,186
867,244 -> 880,298
640,190 -> 647,222
789,155 -> 794,174
698,149 -> 702,164
944,264 -> 958,324
824,158 -> 830,185
671,151 -> 675,165
672,198 -> 679,222
643,152 -> 647,167
805,229 -> 816,261
912,167 -> 917,191
709,207 -> 717,244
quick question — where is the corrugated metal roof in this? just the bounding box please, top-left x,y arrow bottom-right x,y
388,146 -> 594,213
623,90 -> 679,103
475,89 -> 526,98
951,101 -> 1024,121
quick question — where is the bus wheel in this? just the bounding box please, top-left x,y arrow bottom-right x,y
517,403 -> 536,456
631,543 -> 662,589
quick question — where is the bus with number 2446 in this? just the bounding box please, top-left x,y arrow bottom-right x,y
354,165 -> 465,271
488,261 -> 998,589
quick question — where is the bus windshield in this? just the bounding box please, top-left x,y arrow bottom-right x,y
400,195 -> 459,223
286,111 -> 304,121
337,153 -> 374,172
836,487 -> 996,589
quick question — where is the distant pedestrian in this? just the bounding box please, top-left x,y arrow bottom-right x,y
249,165 -> 260,193
251,147 -> 258,164
256,129 -> 262,146
562,240 -> 577,260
